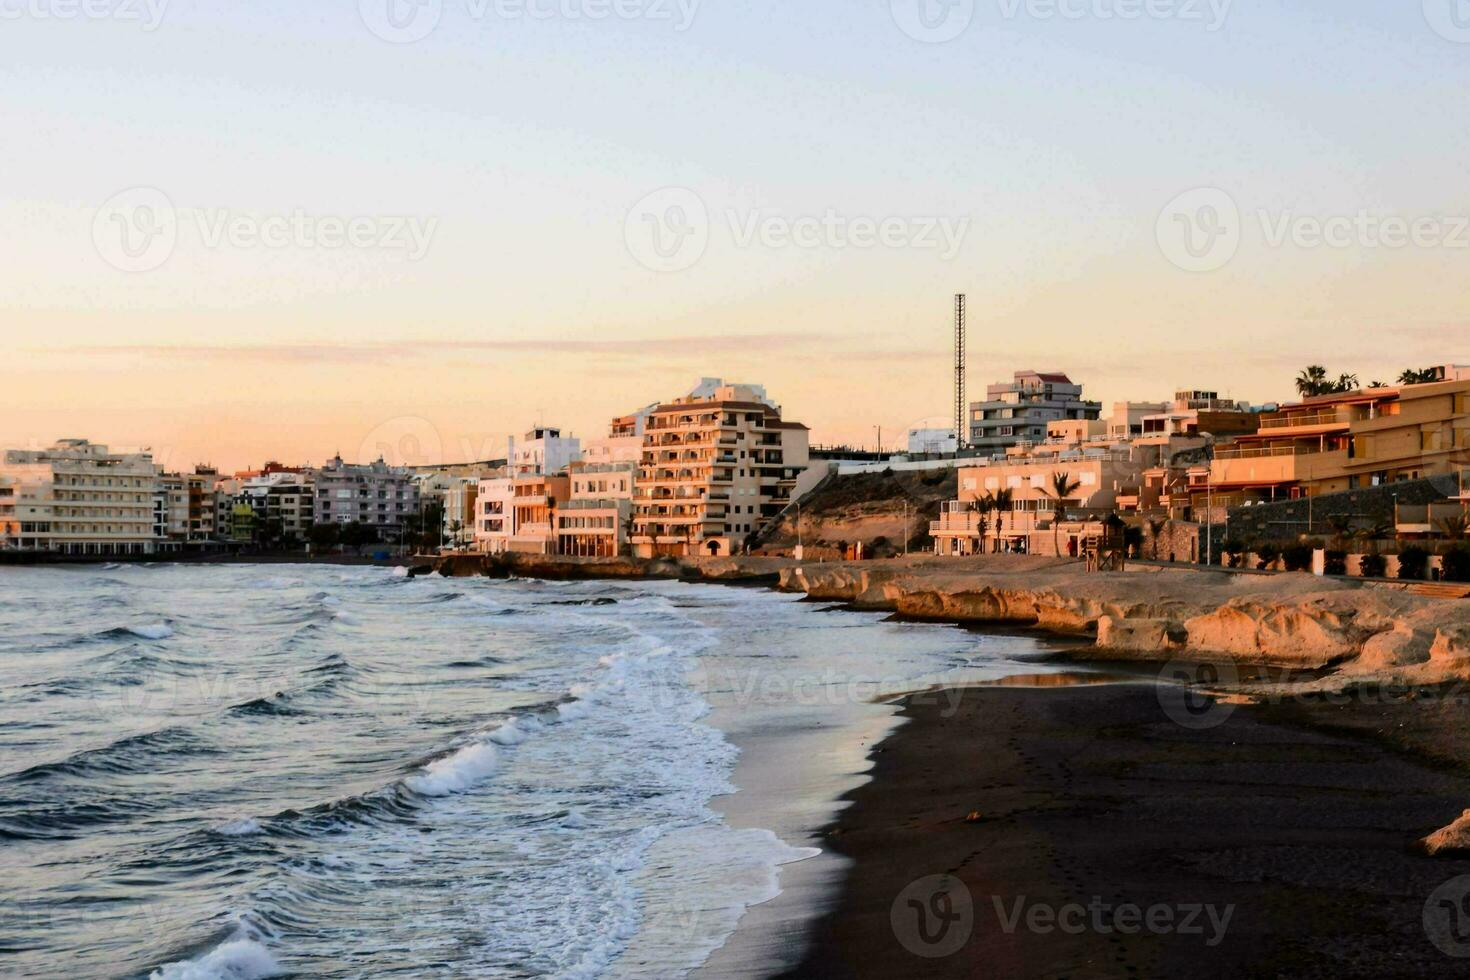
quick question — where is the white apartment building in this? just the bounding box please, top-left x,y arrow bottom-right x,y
0,439 -> 161,555
511,427 -> 582,477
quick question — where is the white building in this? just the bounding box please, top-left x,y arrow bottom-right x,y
510,427 -> 582,477
906,420 -> 958,455
0,439 -> 161,555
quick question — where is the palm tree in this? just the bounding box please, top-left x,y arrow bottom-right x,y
1326,514 -> 1355,549
1335,373 -> 1360,393
989,488 -> 1015,553
1399,367 -> 1439,386
1296,365 -> 1330,398
1045,471 -> 1083,558
969,494 -> 994,556
1438,514 -> 1470,540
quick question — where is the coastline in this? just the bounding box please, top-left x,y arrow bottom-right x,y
780,681 -> 1470,978
23,552 -> 1470,975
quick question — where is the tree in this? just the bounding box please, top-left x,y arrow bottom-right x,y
309,522 -> 341,554
1295,365 -> 1331,398
339,521 -> 370,554
1295,366 -> 1360,398
448,520 -> 464,549
1437,514 -> 1470,540
1045,471 -> 1083,558
1399,367 -> 1440,386
1325,515 -> 1355,549
988,489 -> 1015,553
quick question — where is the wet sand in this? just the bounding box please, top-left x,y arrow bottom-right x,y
780,682 -> 1470,979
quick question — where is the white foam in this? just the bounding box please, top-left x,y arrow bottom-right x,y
404,741 -> 500,796
127,623 -> 174,640
214,818 -> 263,837
391,566 -> 411,578
487,719 -> 530,745
149,936 -> 281,980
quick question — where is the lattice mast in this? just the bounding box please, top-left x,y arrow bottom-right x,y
954,293 -> 967,450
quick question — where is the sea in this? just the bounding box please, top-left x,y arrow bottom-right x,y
0,563 -> 1065,979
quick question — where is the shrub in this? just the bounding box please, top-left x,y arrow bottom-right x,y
1359,554 -> 1388,578
1443,546 -> 1470,583
1255,544 -> 1280,571
1282,543 -> 1315,573
1398,545 -> 1430,581
1222,538 -> 1246,569
1323,549 -> 1348,576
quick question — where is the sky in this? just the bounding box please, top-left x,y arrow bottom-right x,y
3,0 -> 1469,471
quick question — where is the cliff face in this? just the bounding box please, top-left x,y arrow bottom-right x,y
757,468 -> 958,558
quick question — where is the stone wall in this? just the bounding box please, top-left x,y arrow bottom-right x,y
1220,475 -> 1456,545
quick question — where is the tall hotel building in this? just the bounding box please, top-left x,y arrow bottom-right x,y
0,439 -> 161,555
631,380 -> 810,558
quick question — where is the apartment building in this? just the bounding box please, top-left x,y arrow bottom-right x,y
969,371 -> 1101,455
511,427 -> 582,477
153,468 -> 221,549
631,380 -> 811,558
472,473 -> 570,554
582,407 -> 656,466
313,455 -> 419,534
1196,375 -> 1470,517
1142,390 -> 1261,440
556,462 -> 636,557
932,419 -> 1207,557
242,471 -> 316,541
0,439 -> 160,555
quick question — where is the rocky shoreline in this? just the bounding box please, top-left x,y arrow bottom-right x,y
430,552 -> 1470,691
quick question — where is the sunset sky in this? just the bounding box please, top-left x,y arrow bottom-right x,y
4,1 -> 1469,471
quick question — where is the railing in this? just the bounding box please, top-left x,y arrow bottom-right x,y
1214,444 -> 1335,460
1257,409 -> 1350,430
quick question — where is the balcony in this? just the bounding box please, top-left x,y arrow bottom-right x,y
1256,408 -> 1352,431
1211,446 -> 1348,487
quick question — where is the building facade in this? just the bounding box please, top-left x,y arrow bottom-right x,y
968,371 -> 1101,456
0,439 -> 160,555
556,462 -> 636,557
631,381 -> 811,558
313,455 -> 420,535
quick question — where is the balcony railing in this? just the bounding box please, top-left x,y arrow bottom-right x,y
1257,409 -> 1350,430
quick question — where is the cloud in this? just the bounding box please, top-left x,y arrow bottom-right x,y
49,332 -> 843,364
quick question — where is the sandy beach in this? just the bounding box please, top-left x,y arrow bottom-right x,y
779,679 -> 1470,978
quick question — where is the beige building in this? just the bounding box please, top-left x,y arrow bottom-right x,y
153,468 -> 220,549
556,462 -> 636,557
473,473 -> 570,554
932,418 -> 1208,557
0,439 -> 161,555
1196,376 -> 1470,517
631,380 -> 810,558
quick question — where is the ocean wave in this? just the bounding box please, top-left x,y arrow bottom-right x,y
0,727 -> 218,785
404,741 -> 500,796
149,930 -> 281,980
213,818 -> 264,837
99,622 -> 174,641
228,692 -> 305,718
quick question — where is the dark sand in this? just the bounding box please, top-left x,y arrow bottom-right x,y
781,682 -> 1470,979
